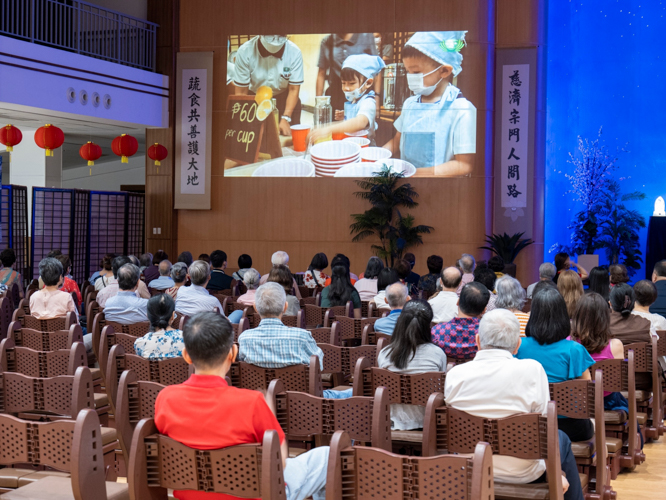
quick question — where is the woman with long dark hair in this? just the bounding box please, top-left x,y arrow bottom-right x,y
320,264 -> 362,318
516,288 -> 595,442
377,300 -> 446,430
587,266 -> 610,301
354,256 -> 384,300
608,283 -> 651,344
303,252 -> 329,289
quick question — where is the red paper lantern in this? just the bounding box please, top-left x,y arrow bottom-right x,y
111,134 -> 138,163
147,143 -> 168,166
34,124 -> 65,156
79,141 -> 102,166
0,124 -> 22,152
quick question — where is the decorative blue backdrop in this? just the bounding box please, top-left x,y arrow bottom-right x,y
546,1 -> 666,279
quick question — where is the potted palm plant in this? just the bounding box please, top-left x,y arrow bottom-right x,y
478,232 -> 534,277
350,165 -> 433,267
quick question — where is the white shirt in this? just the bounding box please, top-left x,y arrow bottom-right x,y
233,37 -> 304,95
632,310 -> 666,337
97,277 -> 149,308
354,278 -> 378,301
373,290 -> 390,310
175,284 -> 224,317
428,291 -> 459,324
445,349 -> 549,483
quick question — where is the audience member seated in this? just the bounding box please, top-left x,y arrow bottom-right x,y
177,251 -> 193,268
553,252 -> 588,284
428,267 -> 462,324
651,260 -> 666,318
323,254 -> 358,286
372,268 -> 400,312
609,264 -> 630,288
321,265 -> 362,318
474,266 -> 497,311
93,253 -> 115,290
586,266 -> 610,301
139,252 -> 152,274
238,283 -> 351,399
128,255 -> 141,267
558,270 -> 584,319
432,282 -> 490,359
148,260 -> 176,290
374,282 -> 409,334
104,264 -> 149,324
496,275 -> 530,335
608,283 -> 652,344
526,262 -> 556,299
56,254 -> 82,305
0,248 -> 24,298
303,252 -> 329,288
393,259 -> 416,295
532,279 -> 557,299
134,294 -> 184,359
206,250 -> 234,291
268,265 -> 300,315
516,288 -> 594,442
417,254 -> 443,295
155,311 -> 329,500
232,253 -> 253,281
488,255 -> 505,279
175,261 -> 224,317
633,279 -> 666,333
377,300 -> 446,430
236,268 -> 262,307
198,253 -> 210,264
403,253 -> 420,289
98,256 -> 150,307
259,251 -> 302,299
165,262 -> 188,299
354,257 -> 384,300
456,253 -> 476,295
445,309 -> 583,500
143,250 -> 168,284
89,252 -> 114,285
31,257 -> 79,320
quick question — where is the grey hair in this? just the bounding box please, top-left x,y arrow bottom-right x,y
128,255 -> 140,266
243,268 -> 262,290
255,282 -> 287,318
539,262 -> 556,280
495,275 -> 526,311
458,253 -> 476,274
39,257 -> 63,286
478,309 -> 521,351
189,260 -> 211,286
118,263 -> 141,290
386,282 -> 408,309
159,260 -> 172,276
271,251 -> 289,266
171,262 -> 188,283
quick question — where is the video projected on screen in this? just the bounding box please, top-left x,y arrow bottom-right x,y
223,31 -> 476,178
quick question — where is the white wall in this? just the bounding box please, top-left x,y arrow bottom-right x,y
62,155 -> 145,191
85,0 -> 148,20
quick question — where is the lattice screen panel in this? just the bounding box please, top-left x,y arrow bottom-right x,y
72,190 -> 90,283
125,193 -> 145,257
88,191 -> 127,278
31,188 -> 73,280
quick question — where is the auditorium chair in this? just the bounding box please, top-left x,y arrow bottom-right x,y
10,308 -> 76,333
550,371 -> 615,500
304,301 -> 353,329
229,355 -> 323,396
8,282 -> 20,311
591,350 -> 644,477
0,409 -> 127,499
352,357 -> 446,449
105,344 -> 190,411
335,315 -> 379,346
90,312 -> 149,373
623,338 -> 664,439
318,340 -> 387,388
7,322 -> 83,351
149,288 -> 165,297
0,294 -> 13,341
85,297 -> 100,335
129,423 -> 284,500
281,310 -> 305,329
0,338 -> 86,378
221,295 -> 237,315
367,301 -> 388,318
309,322 -> 341,345
266,380 -> 391,452
422,400 -> 579,500
326,430 -> 494,500
361,324 -> 391,347
656,330 -> 666,416
522,298 -> 532,313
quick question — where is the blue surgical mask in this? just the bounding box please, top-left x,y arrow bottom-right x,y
344,80 -> 368,102
406,65 -> 443,96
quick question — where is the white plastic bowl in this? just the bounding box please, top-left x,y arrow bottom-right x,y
310,140 -> 361,161
371,159 -> 417,177
344,130 -> 368,138
252,158 -> 315,177
343,137 -> 370,148
311,155 -> 360,166
360,147 -> 392,163
334,163 -> 383,177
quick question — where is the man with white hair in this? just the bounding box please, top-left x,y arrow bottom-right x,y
175,260 -> 224,316
374,282 -> 410,335
428,267 -> 462,324
456,253 -> 476,295
148,260 -> 175,290
444,309 -> 583,500
238,282 -> 351,399
526,262 -> 556,299
259,251 -> 302,299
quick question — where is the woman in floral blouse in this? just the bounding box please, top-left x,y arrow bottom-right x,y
134,294 -> 185,360
303,252 -> 329,288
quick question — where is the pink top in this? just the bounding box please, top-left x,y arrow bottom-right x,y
30,288 -> 78,320
237,289 -> 257,306
568,336 -> 613,395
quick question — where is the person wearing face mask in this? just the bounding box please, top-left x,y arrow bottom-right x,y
233,35 -> 304,135
383,31 -> 477,177
374,32 -> 393,64
306,54 -> 385,146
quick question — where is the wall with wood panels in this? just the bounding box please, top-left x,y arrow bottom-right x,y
168,0 -> 497,277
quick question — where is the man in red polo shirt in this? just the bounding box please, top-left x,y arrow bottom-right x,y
154,311 -> 329,500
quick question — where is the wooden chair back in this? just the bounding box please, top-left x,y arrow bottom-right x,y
0,338 -> 86,377
229,355 -> 323,397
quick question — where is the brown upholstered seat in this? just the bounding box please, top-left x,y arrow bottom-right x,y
606,437 -> 622,453
603,410 -> 627,424
94,392 -> 109,408
570,438 -> 595,458
0,476 -> 129,500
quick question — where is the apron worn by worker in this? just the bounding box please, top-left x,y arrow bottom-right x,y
399,85 -> 461,169
344,91 -> 377,145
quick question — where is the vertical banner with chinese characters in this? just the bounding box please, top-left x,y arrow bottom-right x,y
500,64 -> 529,208
174,52 -> 213,210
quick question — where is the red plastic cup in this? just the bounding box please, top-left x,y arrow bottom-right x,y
291,124 -> 311,152
332,132 -> 346,141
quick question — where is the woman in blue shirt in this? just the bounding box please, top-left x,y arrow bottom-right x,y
516,288 -> 595,442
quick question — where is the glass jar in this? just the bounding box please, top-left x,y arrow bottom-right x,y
271,98 -> 279,128
314,96 -> 332,143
